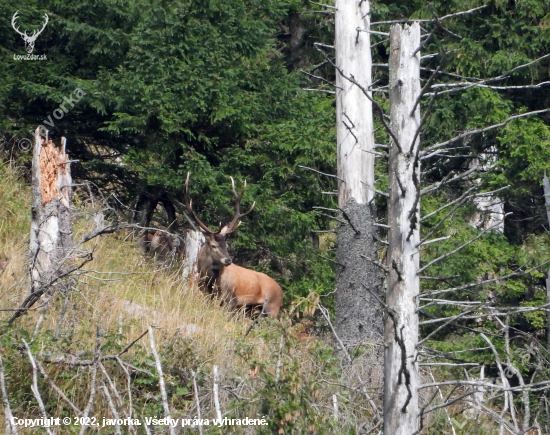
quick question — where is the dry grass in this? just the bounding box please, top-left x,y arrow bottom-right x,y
0,163 -> 512,434
0,161 -> 271,369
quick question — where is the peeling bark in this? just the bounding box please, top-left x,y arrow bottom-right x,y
384,23 -> 421,435
11,129 -> 76,324
30,130 -> 74,287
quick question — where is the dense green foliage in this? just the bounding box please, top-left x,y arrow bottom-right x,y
1,0 -> 337,302
2,0 -> 550,430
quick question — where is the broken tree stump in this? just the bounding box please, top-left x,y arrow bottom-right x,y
9,128 -> 74,323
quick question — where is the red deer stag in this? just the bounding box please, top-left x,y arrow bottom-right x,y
184,174 -> 283,318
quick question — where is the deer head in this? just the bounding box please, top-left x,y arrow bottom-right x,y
12,11 -> 49,54
184,173 -> 255,270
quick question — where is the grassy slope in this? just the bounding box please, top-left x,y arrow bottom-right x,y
0,161 -> 260,357
0,162 -> 292,431
0,163 -> 501,434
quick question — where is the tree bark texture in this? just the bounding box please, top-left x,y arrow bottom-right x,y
334,0 -> 383,346
182,230 -> 205,286
8,130 -> 73,325
29,128 -> 74,294
335,0 -> 375,206
335,201 -> 384,345
384,23 -> 421,435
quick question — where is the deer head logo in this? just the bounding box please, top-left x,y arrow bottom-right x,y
11,11 -> 49,54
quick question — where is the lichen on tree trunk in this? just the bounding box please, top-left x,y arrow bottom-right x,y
335,200 -> 384,346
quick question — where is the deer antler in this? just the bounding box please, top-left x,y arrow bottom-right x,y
33,13 -> 49,38
221,177 -> 255,235
184,173 -> 215,234
11,12 -> 26,37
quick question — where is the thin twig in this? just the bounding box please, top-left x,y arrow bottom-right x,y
0,354 -> 18,435
422,108 -> 550,156
191,369 -> 203,435
22,339 -> 53,435
36,359 -> 82,416
100,382 -> 122,435
213,365 -> 222,421
418,215 -> 511,274
298,165 -> 343,181
318,303 -> 352,362
148,326 -> 175,435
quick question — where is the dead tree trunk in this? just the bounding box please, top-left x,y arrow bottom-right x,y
334,0 -> 384,347
384,23 -> 421,435
10,129 -> 74,323
182,230 -> 205,286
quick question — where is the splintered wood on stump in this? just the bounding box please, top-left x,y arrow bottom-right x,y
385,23 -> 421,435
334,0 -> 384,347
10,128 -> 74,323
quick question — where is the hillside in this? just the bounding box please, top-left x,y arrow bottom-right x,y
0,162 -> 369,434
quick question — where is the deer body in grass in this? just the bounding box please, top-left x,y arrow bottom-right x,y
184,174 -> 283,318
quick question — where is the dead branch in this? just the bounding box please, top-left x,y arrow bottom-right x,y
418,215 -> 511,274
420,166 -> 479,196
213,365 -> 222,421
8,253 -> 93,324
298,165 -> 343,181
191,369 -> 203,435
421,108 -> 550,156
371,5 -> 487,26
0,354 -> 18,435
78,360 -> 98,435
420,259 -> 550,297
148,326 -> 175,435
36,359 -> 82,416
100,381 -> 122,435
318,302 -> 352,362
22,339 -> 54,435
417,307 -> 482,346
115,356 -> 135,425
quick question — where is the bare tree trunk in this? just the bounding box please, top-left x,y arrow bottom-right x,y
182,230 -> 205,286
543,172 -> 550,352
334,0 -> 383,347
467,147 -> 504,233
10,129 -> 74,323
335,0 -> 375,207
384,23 -> 421,435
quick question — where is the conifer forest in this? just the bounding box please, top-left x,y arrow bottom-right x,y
1,0 -> 550,434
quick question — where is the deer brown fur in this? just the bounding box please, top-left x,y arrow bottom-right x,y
184,174 -> 283,318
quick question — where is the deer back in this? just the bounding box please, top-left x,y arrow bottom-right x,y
218,264 -> 283,318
